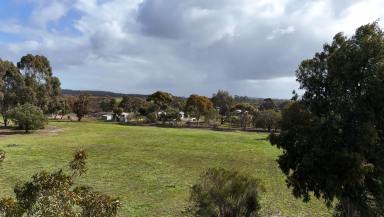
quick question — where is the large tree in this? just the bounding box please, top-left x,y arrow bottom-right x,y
232,103 -> 257,129
259,98 -> 276,111
17,54 -> 62,113
147,91 -> 173,111
119,96 -> 148,113
254,110 -> 281,132
73,93 -> 90,121
100,97 -> 117,112
269,22 -> 384,216
0,60 -> 24,126
211,90 -> 234,124
185,94 -> 213,127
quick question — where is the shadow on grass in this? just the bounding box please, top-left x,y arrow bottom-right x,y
0,126 -> 29,136
0,130 -> 26,136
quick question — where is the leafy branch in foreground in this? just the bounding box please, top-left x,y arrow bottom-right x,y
0,150 -> 121,217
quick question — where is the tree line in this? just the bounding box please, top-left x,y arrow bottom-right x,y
78,90 -> 285,131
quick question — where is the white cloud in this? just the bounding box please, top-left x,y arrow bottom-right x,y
0,0 -> 383,98
31,1 -> 69,28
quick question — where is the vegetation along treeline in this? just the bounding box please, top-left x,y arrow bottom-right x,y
77,90 -> 284,131
0,54 -> 284,132
0,22 -> 383,217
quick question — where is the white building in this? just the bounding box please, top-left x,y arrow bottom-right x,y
101,114 -> 113,121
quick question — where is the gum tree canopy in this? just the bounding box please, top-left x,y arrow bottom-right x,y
0,60 -> 24,126
270,22 -> 384,217
17,54 -> 62,113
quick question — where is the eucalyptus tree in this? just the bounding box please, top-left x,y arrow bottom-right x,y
270,22 -> 384,217
185,94 -> 214,127
0,60 -> 24,126
17,54 -> 62,113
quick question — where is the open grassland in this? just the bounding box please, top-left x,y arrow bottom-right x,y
0,121 -> 332,217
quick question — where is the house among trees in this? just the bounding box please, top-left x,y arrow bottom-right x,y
101,114 -> 113,121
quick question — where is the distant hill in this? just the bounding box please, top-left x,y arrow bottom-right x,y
62,89 -> 147,98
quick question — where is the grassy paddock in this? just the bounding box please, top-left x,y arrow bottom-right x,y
0,121 -> 331,217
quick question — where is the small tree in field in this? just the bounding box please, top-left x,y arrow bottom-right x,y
73,93 -> 90,121
9,103 -> 47,133
0,150 -> 121,217
270,22 -> 384,217
188,168 -> 263,217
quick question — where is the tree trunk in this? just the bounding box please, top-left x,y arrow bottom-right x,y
340,197 -> 359,217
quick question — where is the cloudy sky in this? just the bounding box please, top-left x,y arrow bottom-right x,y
0,0 -> 383,98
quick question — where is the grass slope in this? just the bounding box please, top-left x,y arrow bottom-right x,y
0,121 -> 331,217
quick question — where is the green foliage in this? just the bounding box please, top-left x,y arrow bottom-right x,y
17,54 -> 62,113
232,103 -> 257,129
69,150 -> 87,177
8,103 -> 47,133
100,97 -> 116,112
188,168 -> 263,217
119,96 -> 148,113
74,186 -> 121,217
112,107 -> 124,120
254,110 -> 281,132
259,98 -> 276,111
145,112 -> 157,123
0,150 -> 120,217
147,91 -> 173,110
0,60 -> 24,127
73,93 -> 90,121
232,103 -> 257,114
58,98 -> 71,118
204,109 -> 220,125
270,22 -> 384,216
211,90 -> 234,116
0,197 -> 23,217
160,108 -> 182,123
185,94 -> 214,126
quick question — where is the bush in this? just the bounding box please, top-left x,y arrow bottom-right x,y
9,103 -> 47,133
0,150 -> 121,217
253,110 -> 281,131
188,168 -> 264,217
146,112 -> 157,123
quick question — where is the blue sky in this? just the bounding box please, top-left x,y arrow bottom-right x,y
0,0 -> 383,98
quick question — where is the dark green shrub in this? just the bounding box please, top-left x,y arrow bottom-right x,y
8,103 -> 47,133
188,168 -> 264,217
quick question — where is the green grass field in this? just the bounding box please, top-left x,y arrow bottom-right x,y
0,121 -> 332,217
